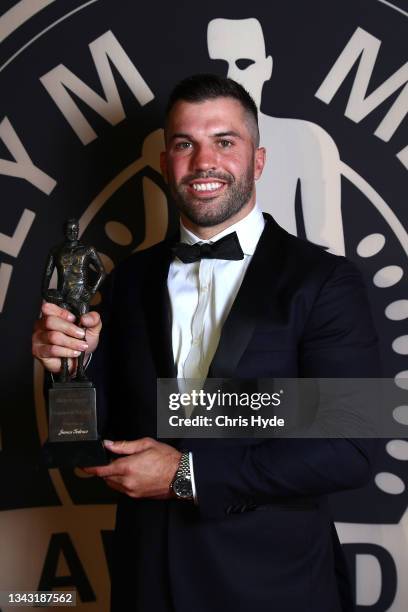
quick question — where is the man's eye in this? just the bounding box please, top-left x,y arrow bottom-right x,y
175,142 -> 192,150
218,140 -> 232,148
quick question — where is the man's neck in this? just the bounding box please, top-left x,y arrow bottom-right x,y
181,200 -> 256,240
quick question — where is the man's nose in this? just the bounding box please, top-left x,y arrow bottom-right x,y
191,144 -> 217,172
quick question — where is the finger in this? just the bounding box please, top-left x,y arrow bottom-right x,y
41,301 -> 76,322
80,312 -> 101,353
42,315 -> 86,339
80,311 -> 101,329
40,358 -> 63,374
104,475 -> 125,486
103,437 -> 155,455
36,330 -> 88,353
80,312 -> 102,346
82,462 -> 122,478
82,466 -> 108,477
34,343 -> 82,360
104,479 -> 125,494
35,356 -> 75,374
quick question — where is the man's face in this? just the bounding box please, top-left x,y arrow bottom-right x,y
161,97 -> 265,229
65,222 -> 79,241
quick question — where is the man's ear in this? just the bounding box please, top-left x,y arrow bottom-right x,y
160,151 -> 168,182
254,147 -> 266,181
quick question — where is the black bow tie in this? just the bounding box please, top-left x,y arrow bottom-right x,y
172,232 -> 244,263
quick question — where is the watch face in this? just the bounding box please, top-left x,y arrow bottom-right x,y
174,477 -> 192,499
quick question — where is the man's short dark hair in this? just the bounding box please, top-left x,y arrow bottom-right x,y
165,73 -> 260,146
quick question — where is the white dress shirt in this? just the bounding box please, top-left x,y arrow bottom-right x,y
167,203 -> 265,501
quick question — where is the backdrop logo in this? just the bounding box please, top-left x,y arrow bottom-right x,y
0,1 -> 407,610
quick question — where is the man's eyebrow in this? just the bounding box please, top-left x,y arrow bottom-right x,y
170,132 -> 192,141
169,130 -> 243,142
213,131 -> 243,139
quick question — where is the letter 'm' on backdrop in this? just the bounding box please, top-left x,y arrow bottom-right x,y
0,1 -> 407,609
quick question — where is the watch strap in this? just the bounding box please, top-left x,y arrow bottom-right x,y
175,451 -> 191,480
171,451 -> 193,499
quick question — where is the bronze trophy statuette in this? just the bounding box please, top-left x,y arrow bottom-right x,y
42,218 -> 108,467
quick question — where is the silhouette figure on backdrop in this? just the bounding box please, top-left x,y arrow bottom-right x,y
208,17 -> 345,254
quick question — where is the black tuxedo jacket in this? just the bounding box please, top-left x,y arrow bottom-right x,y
90,214 -> 380,612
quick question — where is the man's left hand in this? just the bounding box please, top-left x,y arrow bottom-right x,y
83,438 -> 182,500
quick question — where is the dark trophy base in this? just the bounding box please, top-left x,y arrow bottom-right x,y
43,439 -> 108,468
43,380 -> 109,468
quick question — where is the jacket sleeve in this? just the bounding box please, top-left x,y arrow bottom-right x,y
192,259 -> 381,520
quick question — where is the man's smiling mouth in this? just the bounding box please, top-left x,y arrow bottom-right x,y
191,181 -> 224,192
185,177 -> 230,197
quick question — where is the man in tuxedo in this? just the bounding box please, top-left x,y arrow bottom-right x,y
33,74 -> 379,612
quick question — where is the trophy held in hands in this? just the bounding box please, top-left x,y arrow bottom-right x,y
42,218 -> 108,467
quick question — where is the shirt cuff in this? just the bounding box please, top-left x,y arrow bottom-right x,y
189,451 -> 198,505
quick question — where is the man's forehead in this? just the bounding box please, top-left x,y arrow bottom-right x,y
168,98 -> 247,129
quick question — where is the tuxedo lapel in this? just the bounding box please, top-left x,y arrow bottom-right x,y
209,214 -> 286,378
142,242 -> 176,379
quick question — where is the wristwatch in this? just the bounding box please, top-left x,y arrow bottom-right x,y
171,451 -> 193,500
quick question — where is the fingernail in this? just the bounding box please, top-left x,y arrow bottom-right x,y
67,313 -> 76,322
74,328 -> 86,338
73,350 -> 81,356
78,342 -> 88,350
103,439 -> 114,447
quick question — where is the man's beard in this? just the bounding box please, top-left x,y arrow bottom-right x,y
171,164 -> 255,228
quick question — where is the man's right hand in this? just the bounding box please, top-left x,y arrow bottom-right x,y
32,302 -> 102,374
